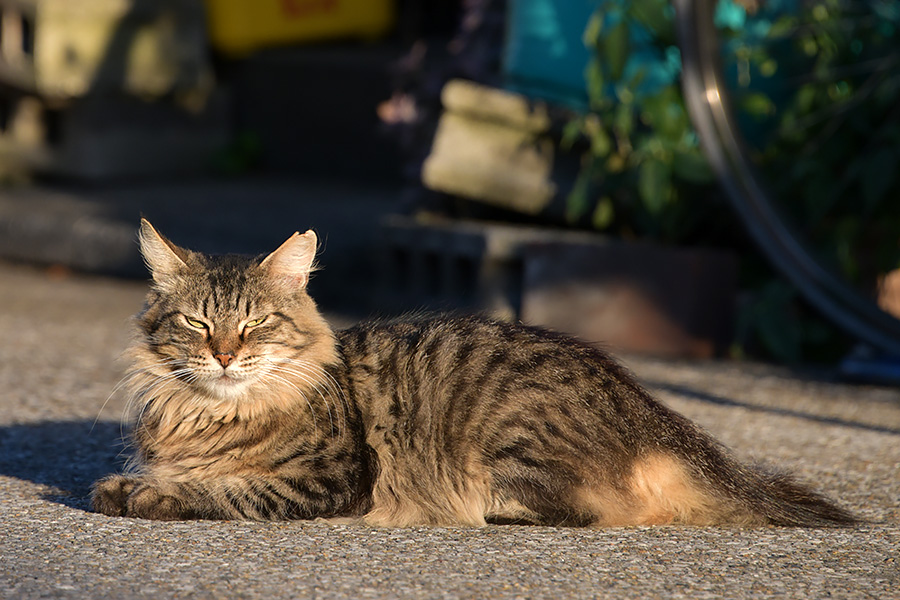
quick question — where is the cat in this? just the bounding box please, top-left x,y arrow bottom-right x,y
92,219 -> 857,527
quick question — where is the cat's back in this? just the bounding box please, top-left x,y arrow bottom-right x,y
334,313 -> 652,422
336,313 -> 626,380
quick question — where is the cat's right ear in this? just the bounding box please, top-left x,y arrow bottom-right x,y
260,230 -> 317,289
138,219 -> 189,287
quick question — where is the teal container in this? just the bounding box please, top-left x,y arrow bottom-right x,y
503,0 -> 599,109
503,0 -> 681,110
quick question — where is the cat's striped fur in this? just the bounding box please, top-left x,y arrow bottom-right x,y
92,220 -> 857,527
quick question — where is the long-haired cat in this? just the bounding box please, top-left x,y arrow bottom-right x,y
92,219 -> 857,527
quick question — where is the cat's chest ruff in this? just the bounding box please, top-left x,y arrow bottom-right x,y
145,410 -> 281,473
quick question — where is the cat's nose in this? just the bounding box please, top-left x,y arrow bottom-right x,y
214,353 -> 235,368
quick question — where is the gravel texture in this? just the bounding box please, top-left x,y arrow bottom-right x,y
1,261 -> 898,599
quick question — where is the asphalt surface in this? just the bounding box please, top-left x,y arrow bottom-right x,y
1,259 -> 898,599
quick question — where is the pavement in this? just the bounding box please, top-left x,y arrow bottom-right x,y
0,179 -> 899,598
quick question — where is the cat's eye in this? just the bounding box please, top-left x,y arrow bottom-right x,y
244,317 -> 267,329
185,317 -> 208,329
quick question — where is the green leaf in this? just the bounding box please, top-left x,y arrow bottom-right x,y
565,173 -> 593,223
627,0 -> 675,44
560,119 -> 584,151
582,10 -> 604,47
637,86 -> 687,141
767,15 -> 797,39
603,20 -> 630,81
614,103 -> 634,137
672,150 -> 713,183
591,196 -> 615,230
589,123 -> 612,157
740,92 -> 776,118
759,58 -> 778,77
795,84 -> 818,113
638,158 -> 671,214
585,58 -> 607,110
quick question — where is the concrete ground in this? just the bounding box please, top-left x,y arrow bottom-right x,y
1,258 -> 897,599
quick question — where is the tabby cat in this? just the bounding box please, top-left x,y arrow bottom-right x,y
92,219 -> 857,527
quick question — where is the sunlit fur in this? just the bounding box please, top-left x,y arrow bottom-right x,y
92,221 -> 858,527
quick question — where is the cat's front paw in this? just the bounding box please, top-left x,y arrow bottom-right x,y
92,476 -> 195,520
91,474 -> 139,517
125,484 -> 195,521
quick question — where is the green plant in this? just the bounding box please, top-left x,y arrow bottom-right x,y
564,0 -> 719,243
569,0 -> 900,362
728,0 -> 900,285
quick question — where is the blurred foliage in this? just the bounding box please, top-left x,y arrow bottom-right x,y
727,0 -> 900,285
568,0 -> 900,362
564,0 -> 721,244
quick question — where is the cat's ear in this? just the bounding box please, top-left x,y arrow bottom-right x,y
260,230 -> 318,288
138,219 -> 189,286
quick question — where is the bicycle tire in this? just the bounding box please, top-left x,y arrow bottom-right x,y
673,0 -> 900,357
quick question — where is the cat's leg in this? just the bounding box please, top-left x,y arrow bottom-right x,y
363,457 -> 493,527
93,472 -> 363,521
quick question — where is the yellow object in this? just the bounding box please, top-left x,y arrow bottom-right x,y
204,0 -> 395,55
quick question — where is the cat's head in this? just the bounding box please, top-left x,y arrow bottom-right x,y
131,219 -> 337,403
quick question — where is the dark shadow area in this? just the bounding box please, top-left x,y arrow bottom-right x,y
647,380 -> 900,436
0,420 -> 128,512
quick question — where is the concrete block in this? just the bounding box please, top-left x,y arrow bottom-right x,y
521,241 -> 737,358
379,215 -> 737,357
421,79 -> 558,215
380,214 -> 608,319
440,78 -> 552,133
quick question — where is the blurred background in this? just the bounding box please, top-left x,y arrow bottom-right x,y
1,0 -> 899,373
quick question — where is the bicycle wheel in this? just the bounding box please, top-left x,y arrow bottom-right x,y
674,0 -> 900,357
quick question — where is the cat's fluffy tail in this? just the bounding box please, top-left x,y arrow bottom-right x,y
730,466 -> 860,527
679,436 -> 861,527
592,445 -> 858,527
650,402 -> 860,527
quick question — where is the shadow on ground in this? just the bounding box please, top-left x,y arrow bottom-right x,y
647,380 -> 900,436
0,420 -> 127,512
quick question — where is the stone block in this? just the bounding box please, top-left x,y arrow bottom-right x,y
521,241 -> 737,358
421,79 -> 558,215
379,215 -> 737,358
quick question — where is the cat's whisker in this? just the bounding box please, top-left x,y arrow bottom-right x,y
271,364 -> 334,422
125,368 -> 192,417
308,366 -> 350,436
124,368 -> 195,444
94,372 -> 148,434
263,360 -> 341,439
274,357 -> 350,422
267,357 -> 347,414
94,358 -> 187,430
258,370 -> 320,439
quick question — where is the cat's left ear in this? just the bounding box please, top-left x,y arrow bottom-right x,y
260,230 -> 318,288
139,218 -> 190,287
